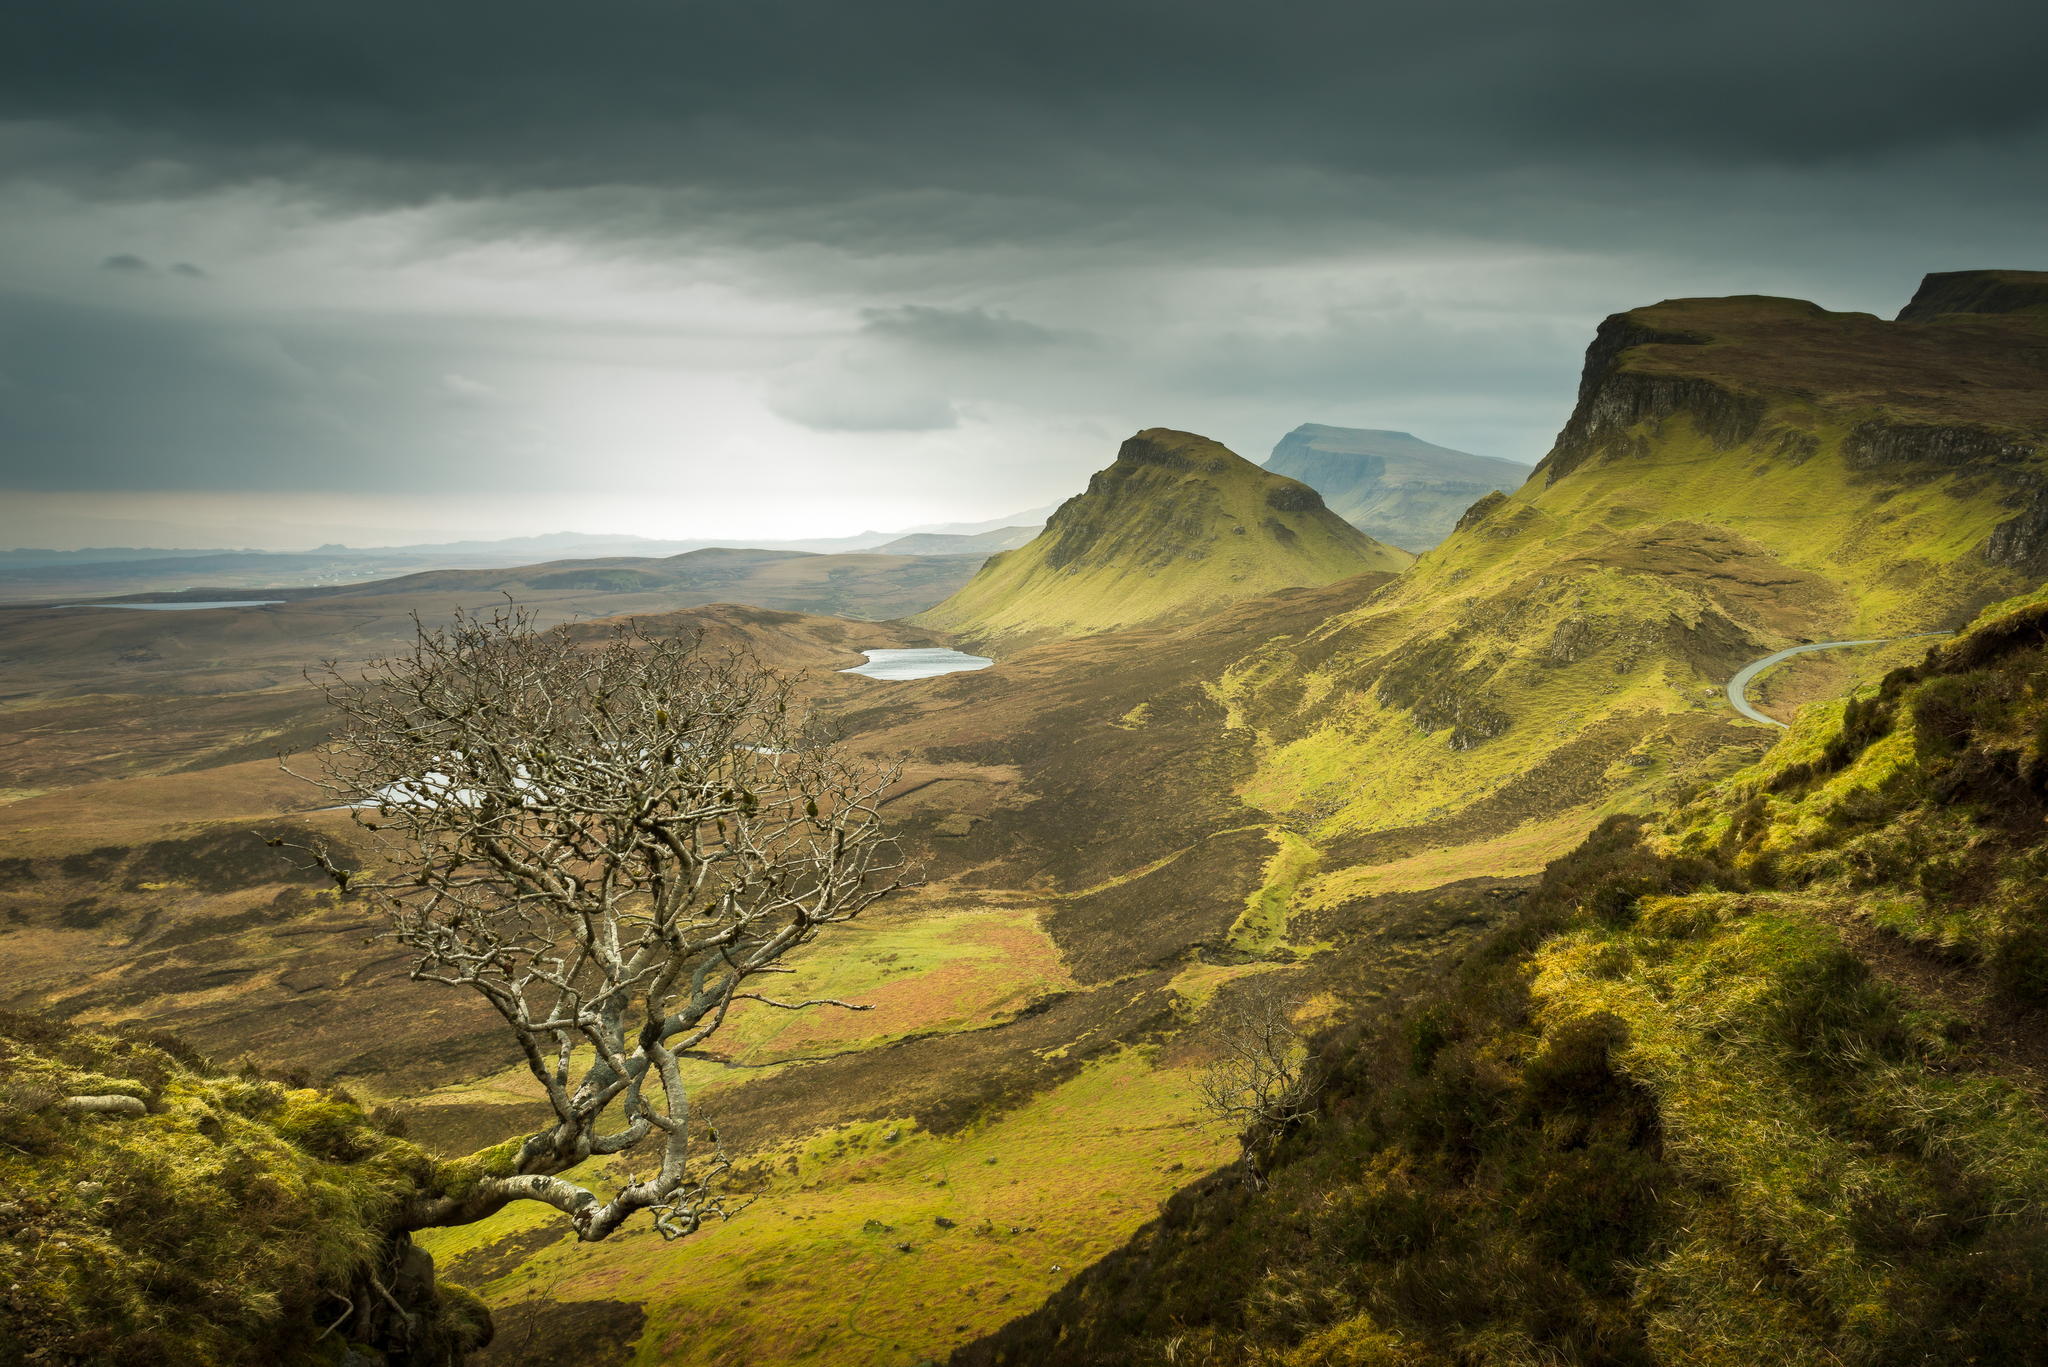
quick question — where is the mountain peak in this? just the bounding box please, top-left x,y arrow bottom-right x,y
1264,424 -> 1530,551
913,428 -> 1410,648
1111,427 -> 1244,473
1292,422 -> 1418,442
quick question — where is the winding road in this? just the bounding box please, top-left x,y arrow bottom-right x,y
1726,634 -> 1950,728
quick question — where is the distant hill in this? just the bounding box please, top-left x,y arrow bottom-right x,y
74,547 -> 991,624
913,428 -> 1413,649
894,505 -> 1059,538
862,526 -> 1041,556
1,512 -> 1064,603
1264,424 -> 1530,551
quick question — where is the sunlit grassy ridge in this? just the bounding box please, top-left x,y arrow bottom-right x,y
915,428 -> 1411,649
1224,294 -> 2048,849
957,581 -> 2048,1367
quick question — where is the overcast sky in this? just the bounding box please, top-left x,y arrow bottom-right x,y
1,1 -> 2044,548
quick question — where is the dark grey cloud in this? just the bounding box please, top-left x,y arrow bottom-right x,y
859,306 -> 1071,352
1,0 -> 2045,546
0,291 -> 527,492
767,304 -> 1096,434
93,252 -> 206,279
6,1 -> 2046,224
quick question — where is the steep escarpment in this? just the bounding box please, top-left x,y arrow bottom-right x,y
957,588 -> 2048,1367
913,428 -> 1412,649
1895,267 -> 2048,322
1220,276 -> 2048,878
1265,424 -> 1531,550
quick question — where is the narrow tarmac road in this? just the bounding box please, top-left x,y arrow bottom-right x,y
1726,634 -> 1948,728
1725,639 -> 1889,728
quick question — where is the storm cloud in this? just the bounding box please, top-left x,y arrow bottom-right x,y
1,0 -> 2044,545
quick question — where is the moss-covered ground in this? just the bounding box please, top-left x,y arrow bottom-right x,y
0,1015 -> 483,1366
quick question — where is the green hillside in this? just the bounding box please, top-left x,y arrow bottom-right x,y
1265,425 -> 1531,551
957,565 -> 2048,1367
1221,277 -> 2048,887
913,428 -> 1413,649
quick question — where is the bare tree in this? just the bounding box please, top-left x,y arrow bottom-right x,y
281,605 -> 905,1242
1196,988 -> 1322,1187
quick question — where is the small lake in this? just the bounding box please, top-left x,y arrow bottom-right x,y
60,600 -> 287,611
840,647 -> 994,680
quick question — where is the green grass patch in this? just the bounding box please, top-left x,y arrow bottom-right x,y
421,1046 -> 1234,1367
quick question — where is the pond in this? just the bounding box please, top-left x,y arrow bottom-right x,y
840,647 -> 994,680
60,600 -> 287,611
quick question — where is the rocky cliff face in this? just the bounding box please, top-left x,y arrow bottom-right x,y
1264,424 -> 1531,550
912,428 -> 1413,649
1536,311 -> 1770,485
1895,267 -> 2048,322
1530,286 -> 2048,572
1211,273 -> 2048,866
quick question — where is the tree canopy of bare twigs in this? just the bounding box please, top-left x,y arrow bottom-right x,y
1196,988 -> 1322,1187
282,605 -> 906,1241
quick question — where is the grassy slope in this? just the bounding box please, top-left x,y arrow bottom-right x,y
1223,293 -> 2048,874
959,588 -> 2048,1367
914,429 -> 1412,649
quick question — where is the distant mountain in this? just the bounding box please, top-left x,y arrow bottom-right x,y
913,428 -> 1412,649
861,526 -> 1041,556
1264,425 -> 1531,551
896,505 -> 1060,538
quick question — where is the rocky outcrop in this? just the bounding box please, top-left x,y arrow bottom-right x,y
1112,430 -> 1202,472
1373,633 -> 1514,749
1539,314 -> 1766,485
1264,482 -> 1325,514
1897,268 -> 2048,322
1842,419 -> 2040,472
1453,489 -> 1509,534
1985,476 -> 2048,568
